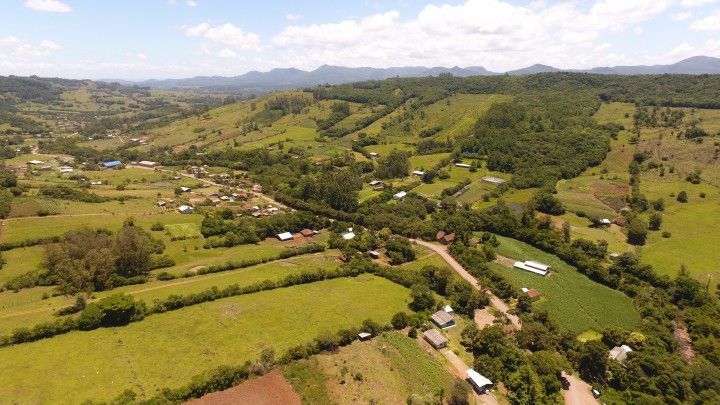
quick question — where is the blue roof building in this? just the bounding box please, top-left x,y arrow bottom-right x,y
102,160 -> 122,168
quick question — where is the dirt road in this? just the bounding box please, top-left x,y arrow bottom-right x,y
411,239 -> 521,330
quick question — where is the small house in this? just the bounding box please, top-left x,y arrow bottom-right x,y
178,205 -> 194,214
341,230 -> 356,240
179,186 -> 191,193
138,160 -> 159,168
59,166 -> 74,174
467,369 -> 493,393
393,191 -> 407,200
252,184 -> 263,192
276,232 -> 293,241
609,345 -> 633,364
101,160 -> 122,169
454,163 -> 472,168
368,250 -> 380,259
368,152 -> 378,157
599,218 -> 612,226
300,229 -> 315,238
443,305 -> 454,313
157,200 -> 167,207
90,180 -> 103,185
481,176 -> 505,185
412,170 -> 426,176
423,329 -> 448,349
27,160 -> 45,165
431,310 -> 455,329
358,332 -> 372,341
436,231 -> 455,245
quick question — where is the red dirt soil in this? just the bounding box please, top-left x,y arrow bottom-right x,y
185,369 -> 301,405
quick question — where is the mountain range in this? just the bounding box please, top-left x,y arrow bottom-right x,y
105,56 -> 720,93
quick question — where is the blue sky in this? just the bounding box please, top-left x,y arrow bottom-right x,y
1,0 -> 720,79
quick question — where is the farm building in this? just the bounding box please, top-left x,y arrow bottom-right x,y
514,261 -> 550,276
467,369 -> 493,393
276,232 -> 293,241
443,305 -> 454,313
412,170 -> 426,176
138,160 -> 159,168
341,229 -> 356,240
369,180 -> 384,190
393,191 -> 407,200
454,163 -> 472,168
481,176 -> 505,185
299,228 -> 316,237
436,231 -> 456,245
599,218 -> 612,226
369,152 -> 378,157
59,166 -> 74,173
358,332 -> 372,341
430,310 -> 455,329
609,345 -> 633,364
179,186 -> 191,193
178,205 -> 194,214
423,329 -> 448,349
368,250 -> 380,259
27,159 -> 45,165
101,160 -> 122,169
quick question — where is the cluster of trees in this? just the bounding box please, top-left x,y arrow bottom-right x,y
43,221 -> 167,293
376,149 -> 410,179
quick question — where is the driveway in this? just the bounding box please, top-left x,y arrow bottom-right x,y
411,239 -> 521,330
564,374 -> 598,405
441,349 -> 499,405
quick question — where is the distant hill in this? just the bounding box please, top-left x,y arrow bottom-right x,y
100,56 -> 720,93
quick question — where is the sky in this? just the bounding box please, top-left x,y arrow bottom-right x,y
1,0 -> 720,80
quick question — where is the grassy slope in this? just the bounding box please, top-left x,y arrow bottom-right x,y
287,332 -> 454,405
494,236 -> 640,333
0,275 -> 409,403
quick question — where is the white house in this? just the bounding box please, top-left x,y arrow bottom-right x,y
514,261 -> 550,276
369,152 -> 378,157
178,205 -> 194,214
609,345 -> 633,364
393,191 -> 407,200
455,163 -> 472,168
27,160 -> 45,165
276,232 -> 293,241
180,186 -> 191,193
341,228 -> 356,240
467,369 -> 493,393
600,218 -> 612,226
412,170 -> 426,176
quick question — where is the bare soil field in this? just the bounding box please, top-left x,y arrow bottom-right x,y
186,369 -> 301,405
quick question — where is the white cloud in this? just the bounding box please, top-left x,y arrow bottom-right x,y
269,0 -> 674,71
0,36 -> 62,59
672,11 -> 693,20
690,11 -> 720,30
186,0 -> 198,6
285,13 -> 302,21
680,0 -> 719,7
668,40 -> 720,59
185,22 -> 261,50
126,51 -> 147,60
24,0 -> 72,13
218,48 -> 238,58
634,26 -> 644,34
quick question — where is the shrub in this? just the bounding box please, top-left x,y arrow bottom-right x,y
677,191 -> 688,203
391,311 -> 410,329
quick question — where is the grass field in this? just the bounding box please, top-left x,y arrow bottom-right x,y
0,251 -> 341,334
493,236 -> 640,333
0,275 -> 410,403
285,332 -> 454,405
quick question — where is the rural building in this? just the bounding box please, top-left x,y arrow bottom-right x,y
599,218 -> 612,226
369,180 -> 384,190
341,229 -> 356,240
423,329 -> 448,349
368,250 -> 380,259
27,159 -> 45,165
393,191 -> 407,200
369,152 -> 378,157
157,200 -> 167,207
90,181 -> 102,185
180,186 -> 191,193
514,261 -> 550,276
467,369 -> 493,393
412,170 -> 426,176
138,160 -> 159,168
454,163 -> 472,168
609,345 -> 633,364
300,228 -> 316,237
358,332 -> 372,341
443,305 -> 454,313
276,232 -> 293,241
59,166 -> 73,173
481,176 -> 506,185
101,160 -> 122,169
436,231 -> 455,245
252,184 -> 263,192
178,205 -> 194,214
431,310 -> 455,329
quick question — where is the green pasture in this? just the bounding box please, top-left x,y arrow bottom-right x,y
493,236 -> 640,333
0,275 -> 409,403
